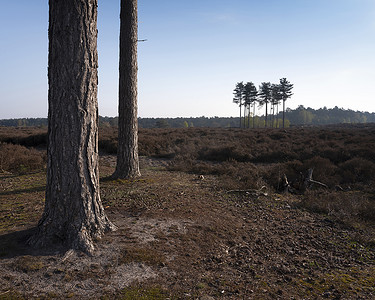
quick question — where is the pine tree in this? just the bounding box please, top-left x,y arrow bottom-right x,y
243,82 -> 258,129
29,0 -> 116,254
271,84 -> 282,128
258,82 -> 272,128
113,0 -> 141,179
279,78 -> 294,128
233,82 -> 245,128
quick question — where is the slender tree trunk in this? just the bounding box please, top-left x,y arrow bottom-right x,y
245,105 -> 247,128
276,104 -> 279,128
239,103 -> 242,128
248,105 -> 250,128
244,105 -> 247,128
283,100 -> 285,128
113,0 -> 141,179
253,103 -> 256,129
29,0 -> 116,254
265,102 -> 268,128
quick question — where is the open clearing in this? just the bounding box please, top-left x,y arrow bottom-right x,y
0,154 -> 374,299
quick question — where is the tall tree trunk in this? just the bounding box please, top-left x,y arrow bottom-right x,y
283,100 -> 285,128
248,105 -> 250,128
239,103 -> 242,128
113,0 -> 141,179
253,103 -> 256,129
265,102 -> 268,128
29,0 -> 116,254
245,106 -> 247,128
276,104 -> 279,128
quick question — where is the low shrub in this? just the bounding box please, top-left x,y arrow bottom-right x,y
99,139 -> 117,154
302,156 -> 339,187
198,146 -> 252,162
298,190 -> 375,224
339,158 -> 375,184
0,143 -> 46,174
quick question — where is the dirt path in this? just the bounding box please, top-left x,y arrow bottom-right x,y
0,156 -> 374,299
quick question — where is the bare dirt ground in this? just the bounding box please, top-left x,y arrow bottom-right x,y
0,155 -> 374,299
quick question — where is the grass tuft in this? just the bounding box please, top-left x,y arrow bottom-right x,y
12,256 -> 45,273
118,248 -> 165,267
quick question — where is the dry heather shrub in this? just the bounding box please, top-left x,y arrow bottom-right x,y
265,157 -> 340,190
98,127 -> 118,154
169,156 -> 262,190
339,157 -> 375,184
138,129 -> 185,158
98,138 -> 117,154
235,163 -> 265,190
0,143 -> 45,174
299,190 -> 375,224
0,127 -> 47,147
302,156 -> 339,187
358,200 -> 375,223
198,161 -> 262,190
197,145 -> 252,162
263,163 -> 291,190
263,160 -> 304,189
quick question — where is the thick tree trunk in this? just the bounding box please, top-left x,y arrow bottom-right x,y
29,0 -> 116,254
113,0 -> 141,179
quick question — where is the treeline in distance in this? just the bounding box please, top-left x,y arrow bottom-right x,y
1,106 -> 375,128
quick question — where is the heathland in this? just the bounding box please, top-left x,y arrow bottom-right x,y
0,124 -> 374,299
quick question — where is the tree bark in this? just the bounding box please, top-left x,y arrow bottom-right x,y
239,103 -> 242,128
29,0 -> 116,254
248,106 -> 250,128
253,103 -> 255,129
113,0 -> 141,179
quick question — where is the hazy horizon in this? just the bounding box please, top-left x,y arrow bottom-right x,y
2,104 -> 375,121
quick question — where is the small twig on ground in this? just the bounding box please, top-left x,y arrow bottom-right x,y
61,249 -> 75,262
0,291 -> 10,296
227,186 -> 268,197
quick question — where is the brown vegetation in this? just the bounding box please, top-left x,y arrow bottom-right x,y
0,124 -> 374,298
0,143 -> 46,174
1,124 -> 375,228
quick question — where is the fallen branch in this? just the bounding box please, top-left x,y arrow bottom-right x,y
282,168 -> 328,194
309,179 -> 328,188
304,168 -> 328,190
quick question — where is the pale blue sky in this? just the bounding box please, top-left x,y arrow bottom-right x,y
0,0 -> 374,119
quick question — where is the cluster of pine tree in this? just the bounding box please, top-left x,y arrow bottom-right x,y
233,78 -> 293,128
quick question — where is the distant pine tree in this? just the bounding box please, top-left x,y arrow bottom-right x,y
258,82 -> 272,128
243,82 -> 258,128
279,78 -> 294,128
233,82 -> 245,128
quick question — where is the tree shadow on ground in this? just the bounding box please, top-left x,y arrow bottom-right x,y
0,185 -> 45,196
0,228 -> 65,259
